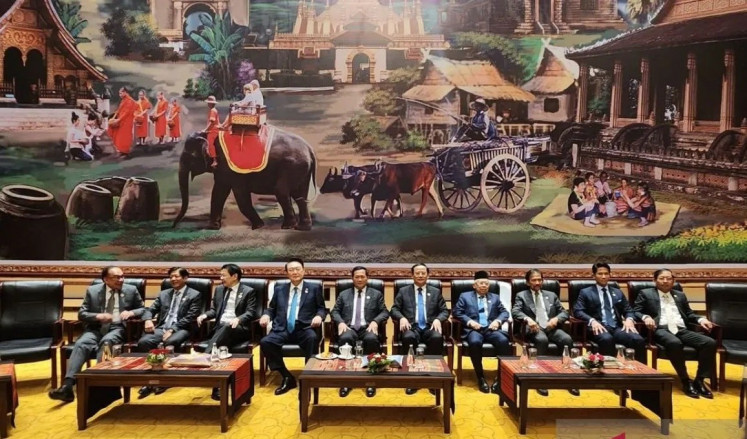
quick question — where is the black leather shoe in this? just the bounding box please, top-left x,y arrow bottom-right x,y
154,386 -> 167,395
569,388 -> 580,396
536,389 -> 549,397
138,386 -> 154,399
682,381 -> 700,399
478,378 -> 490,394
491,381 -> 500,394
274,376 -> 297,396
339,387 -> 351,397
48,385 -> 74,403
405,388 -> 418,395
693,379 -> 713,399
211,388 -> 220,401
366,387 -> 376,397
429,389 -> 438,396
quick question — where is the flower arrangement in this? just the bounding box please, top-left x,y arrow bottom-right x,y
366,353 -> 393,374
581,352 -> 605,374
146,349 -> 170,369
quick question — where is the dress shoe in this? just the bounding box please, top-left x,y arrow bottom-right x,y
339,387 -> 351,398
693,379 -> 713,399
478,378 -> 490,394
405,388 -> 418,395
429,389 -> 438,396
491,381 -> 500,394
274,376 -> 297,396
154,386 -> 167,395
211,388 -> 221,401
366,387 -> 376,397
138,386 -> 154,399
682,381 -> 700,399
536,389 -> 549,397
48,385 -> 74,403
568,389 -> 580,396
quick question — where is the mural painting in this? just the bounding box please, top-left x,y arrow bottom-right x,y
0,0 -> 745,263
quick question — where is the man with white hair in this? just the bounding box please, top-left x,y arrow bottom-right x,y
234,80 -> 264,113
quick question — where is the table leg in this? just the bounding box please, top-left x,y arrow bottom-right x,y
300,380 -> 309,433
76,378 -> 88,430
443,381 -> 452,434
518,384 -> 528,435
0,383 -> 8,439
435,388 -> 441,406
619,389 -> 627,407
123,387 -> 131,403
660,382 -> 672,435
220,380 -> 229,433
313,387 -> 319,405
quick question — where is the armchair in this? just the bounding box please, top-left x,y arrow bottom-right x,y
0,280 -> 64,388
328,279 -> 387,355
510,278 -> 570,355
705,282 -> 747,390
157,277 -> 214,352
567,280 -> 621,352
450,279 -> 513,384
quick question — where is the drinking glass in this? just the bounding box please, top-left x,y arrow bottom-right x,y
415,346 -> 425,371
219,346 -> 229,360
570,348 -> 581,369
111,344 -> 123,366
355,340 -> 364,358
527,347 -> 538,369
625,348 -> 637,369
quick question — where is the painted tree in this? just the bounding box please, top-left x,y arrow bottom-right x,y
188,12 -> 246,99
449,32 -> 531,83
52,0 -> 90,44
626,0 -> 667,22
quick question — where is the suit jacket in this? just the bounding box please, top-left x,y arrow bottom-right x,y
512,289 -> 568,326
453,291 -> 509,338
633,288 -> 702,326
78,283 -> 145,332
331,287 -> 389,327
574,285 -> 634,327
390,284 -> 449,324
142,286 -> 202,332
264,281 -> 326,333
204,283 -> 258,328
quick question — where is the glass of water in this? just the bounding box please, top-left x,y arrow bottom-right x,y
570,348 -> 581,369
527,347 -> 538,369
111,344 -> 123,366
415,346 -> 425,370
625,348 -> 637,369
355,340 -> 363,358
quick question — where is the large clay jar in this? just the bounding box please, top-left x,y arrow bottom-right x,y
116,177 -> 160,222
87,176 -> 128,197
66,183 -> 114,223
0,184 -> 68,260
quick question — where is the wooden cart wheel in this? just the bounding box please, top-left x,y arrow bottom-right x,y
480,154 -> 531,213
438,179 -> 481,212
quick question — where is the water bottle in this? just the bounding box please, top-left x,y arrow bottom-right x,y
407,345 -> 415,367
616,345 -> 625,366
562,345 -> 571,369
101,343 -> 112,362
210,344 -> 219,362
519,345 -> 529,368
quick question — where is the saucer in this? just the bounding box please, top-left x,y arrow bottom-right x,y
338,354 -> 355,360
219,353 -> 233,360
315,353 -> 338,360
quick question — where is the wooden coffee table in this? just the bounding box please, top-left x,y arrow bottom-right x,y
298,356 -> 455,433
0,362 -> 17,439
76,353 -> 254,432
496,357 -> 674,435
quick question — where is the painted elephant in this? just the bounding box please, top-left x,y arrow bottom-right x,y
173,130 -> 317,230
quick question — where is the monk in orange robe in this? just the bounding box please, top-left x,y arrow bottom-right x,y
204,95 -> 220,168
134,90 -> 152,145
152,91 -> 168,143
106,87 -> 137,156
167,97 -> 181,142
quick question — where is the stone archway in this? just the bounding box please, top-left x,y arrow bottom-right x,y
345,49 -> 376,84
3,47 -> 24,101
182,2 -> 217,40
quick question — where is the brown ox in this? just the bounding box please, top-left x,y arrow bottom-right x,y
344,162 -> 443,218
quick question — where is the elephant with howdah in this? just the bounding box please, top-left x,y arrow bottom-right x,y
173,130 -> 317,230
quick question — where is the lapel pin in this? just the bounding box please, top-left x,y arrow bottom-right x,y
366,296 -> 370,299
304,288 -> 309,294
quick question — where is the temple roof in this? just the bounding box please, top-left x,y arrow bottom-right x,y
317,0 -> 399,29
569,11 -> 747,60
522,40 -> 577,95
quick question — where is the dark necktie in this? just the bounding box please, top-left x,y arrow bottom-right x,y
601,287 -> 615,327
101,290 -> 116,335
288,287 -> 299,332
164,290 -> 181,329
417,287 -> 427,329
352,290 -> 363,329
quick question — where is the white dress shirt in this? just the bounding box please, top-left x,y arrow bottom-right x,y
220,285 -> 239,324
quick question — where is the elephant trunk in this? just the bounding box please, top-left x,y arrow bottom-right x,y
172,162 -> 191,227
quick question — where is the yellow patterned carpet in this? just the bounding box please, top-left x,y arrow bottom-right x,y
7,354 -> 746,439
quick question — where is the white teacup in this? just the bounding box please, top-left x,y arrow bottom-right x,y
339,344 -> 352,358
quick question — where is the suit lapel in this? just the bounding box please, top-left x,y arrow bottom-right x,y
98,286 -> 107,312
526,291 -> 537,315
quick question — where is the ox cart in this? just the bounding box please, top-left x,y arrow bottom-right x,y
431,137 -> 533,213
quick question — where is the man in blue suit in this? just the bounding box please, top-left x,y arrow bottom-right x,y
260,258 -> 326,395
574,263 -> 646,364
453,270 -> 510,393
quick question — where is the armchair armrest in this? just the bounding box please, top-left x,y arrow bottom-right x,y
125,318 -> 145,344
568,317 -> 588,346
65,319 -> 83,343
53,318 -> 65,345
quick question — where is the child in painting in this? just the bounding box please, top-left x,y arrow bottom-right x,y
568,177 -> 600,228
66,112 -> 93,161
584,172 -> 606,216
613,177 -> 635,216
624,182 -> 656,227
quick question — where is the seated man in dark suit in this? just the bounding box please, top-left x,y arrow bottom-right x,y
137,267 -> 202,398
49,266 -> 144,403
390,263 -> 449,395
574,263 -> 646,364
197,263 -> 258,400
260,258 -> 327,396
512,268 -> 578,397
453,270 -> 510,394
331,265 -> 389,398
633,268 -> 716,399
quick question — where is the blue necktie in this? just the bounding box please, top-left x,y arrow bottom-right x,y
417,287 -> 426,329
478,296 -> 488,326
601,287 -> 615,327
288,287 -> 299,333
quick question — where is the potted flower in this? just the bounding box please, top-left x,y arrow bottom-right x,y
146,348 -> 170,370
581,352 -> 605,375
366,353 -> 393,375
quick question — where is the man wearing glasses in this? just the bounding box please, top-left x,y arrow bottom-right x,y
49,266 -> 144,403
